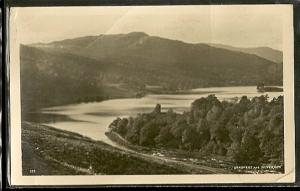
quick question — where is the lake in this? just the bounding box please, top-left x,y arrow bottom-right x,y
41,86 -> 283,146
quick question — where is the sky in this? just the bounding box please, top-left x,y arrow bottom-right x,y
12,5 -> 285,50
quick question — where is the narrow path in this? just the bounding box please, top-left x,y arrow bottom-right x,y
26,121 -> 229,174
106,131 -> 229,174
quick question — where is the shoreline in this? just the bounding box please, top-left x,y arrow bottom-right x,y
105,130 -> 283,174
105,131 -> 231,174
105,94 -> 284,174
22,122 -> 189,175
33,85 -> 284,114
22,89 -> 284,174
21,121 -> 230,175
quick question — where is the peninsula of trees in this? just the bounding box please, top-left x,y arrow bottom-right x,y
108,95 -> 284,169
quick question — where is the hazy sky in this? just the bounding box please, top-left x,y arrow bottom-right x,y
13,5 -> 285,50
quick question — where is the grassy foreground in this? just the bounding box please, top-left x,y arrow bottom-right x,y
22,122 -> 188,175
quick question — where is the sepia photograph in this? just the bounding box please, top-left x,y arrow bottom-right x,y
9,5 -> 294,185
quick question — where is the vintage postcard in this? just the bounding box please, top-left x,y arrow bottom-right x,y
9,5 -> 294,185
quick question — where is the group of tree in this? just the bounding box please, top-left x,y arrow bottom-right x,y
109,95 -> 284,167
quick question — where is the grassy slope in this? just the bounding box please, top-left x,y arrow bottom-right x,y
22,122 -> 188,175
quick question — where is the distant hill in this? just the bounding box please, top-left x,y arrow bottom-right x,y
22,32 -> 283,110
20,45 -> 138,111
207,43 -> 283,64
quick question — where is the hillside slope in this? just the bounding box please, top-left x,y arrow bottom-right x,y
208,43 -> 283,64
21,32 -> 283,110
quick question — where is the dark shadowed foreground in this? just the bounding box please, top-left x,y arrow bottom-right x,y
22,122 -> 191,175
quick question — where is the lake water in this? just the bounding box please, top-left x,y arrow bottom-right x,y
42,86 -> 283,145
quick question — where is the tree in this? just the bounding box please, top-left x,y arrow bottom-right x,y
116,118 -> 129,136
181,127 -> 199,150
154,125 -> 173,147
139,121 -> 160,146
234,132 -> 263,166
125,116 -> 144,144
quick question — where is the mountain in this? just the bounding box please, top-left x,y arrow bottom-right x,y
20,45 -> 138,111
207,43 -> 283,64
21,32 -> 283,110
30,32 -> 283,86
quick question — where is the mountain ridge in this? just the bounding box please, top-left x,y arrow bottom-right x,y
29,32 -> 282,64
207,43 -> 282,63
21,32 -> 283,110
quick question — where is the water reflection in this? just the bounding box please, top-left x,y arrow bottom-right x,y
42,86 -> 283,143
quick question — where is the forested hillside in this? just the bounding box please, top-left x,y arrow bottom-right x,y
21,32 -> 283,110
32,32 -> 282,87
109,95 -> 284,168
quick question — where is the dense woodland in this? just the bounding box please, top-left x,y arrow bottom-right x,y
109,95 -> 284,167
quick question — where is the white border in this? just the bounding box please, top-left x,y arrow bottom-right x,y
9,5 -> 295,185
